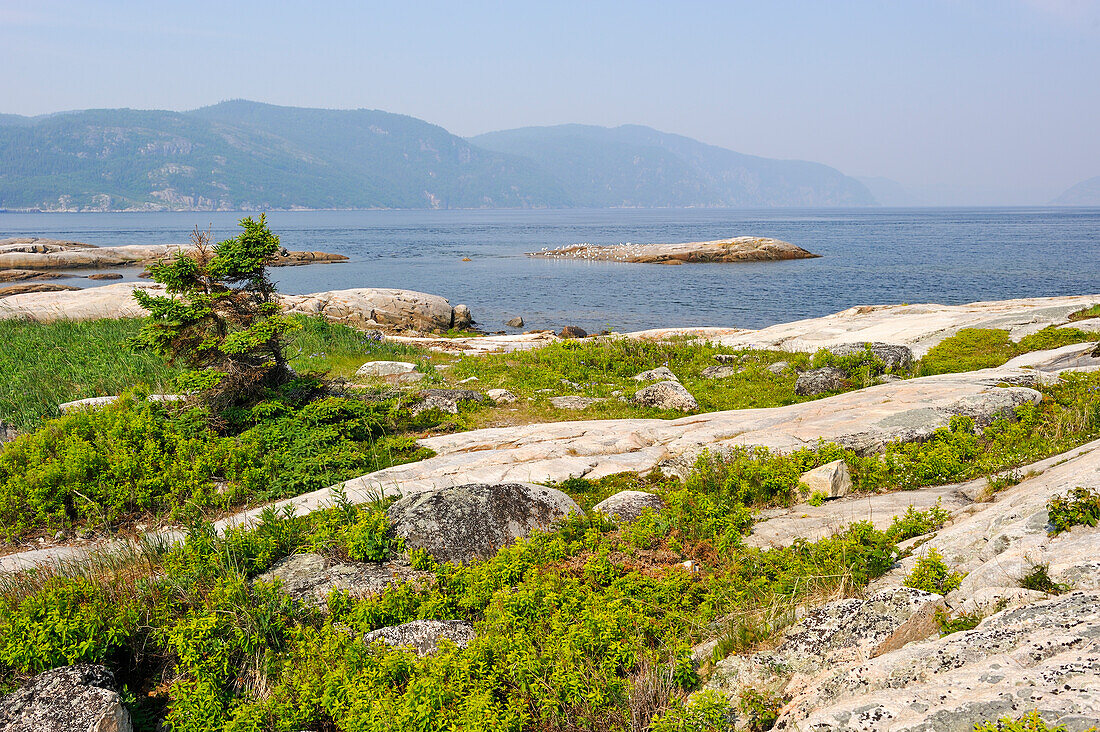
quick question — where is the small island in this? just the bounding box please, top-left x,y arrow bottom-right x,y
528,235 -> 819,264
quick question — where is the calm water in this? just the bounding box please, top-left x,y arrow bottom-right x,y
2,208 -> 1098,333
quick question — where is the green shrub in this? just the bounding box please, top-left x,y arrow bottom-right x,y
1018,563 -> 1070,594
934,608 -> 983,636
1047,486 -> 1100,534
917,326 -> 1098,377
649,690 -> 731,732
1068,304 -> 1100,322
342,509 -> 403,562
903,549 -> 964,595
974,710 -> 1096,732
885,501 -> 951,542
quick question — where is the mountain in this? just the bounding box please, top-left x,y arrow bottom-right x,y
0,101 -> 874,211
471,124 -> 876,207
1051,176 -> 1100,206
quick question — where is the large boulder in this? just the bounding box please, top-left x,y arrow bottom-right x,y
362,619 -> 476,657
593,490 -> 665,523
826,342 -> 914,371
386,483 -> 581,564
794,366 -> 848,396
254,552 -> 428,606
0,664 -> 132,732
774,591 -> 1100,732
409,389 -> 490,416
797,460 -> 851,501
281,288 -> 463,332
354,361 -> 423,385
632,380 -> 698,412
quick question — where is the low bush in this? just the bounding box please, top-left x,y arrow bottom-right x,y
974,710 -> 1097,732
1018,563 -> 1070,594
1047,485 -> 1100,534
903,549 -> 964,595
917,327 -> 1099,376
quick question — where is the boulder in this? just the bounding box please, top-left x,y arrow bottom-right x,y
774,591 -> 1100,732
593,490 -> 665,523
633,366 -> 678,382
281,288 -> 460,332
452,304 -> 473,329
795,366 -> 848,396
409,389 -> 489,416
767,360 -> 790,374
57,394 -> 182,415
826,342 -> 915,371
0,664 -> 132,732
355,361 -> 422,385
797,460 -> 851,501
254,552 -> 427,606
505,316 -> 524,328
386,483 -> 581,564
715,354 -> 739,364
632,380 -> 698,412
559,326 -> 588,339
701,365 -> 739,379
549,396 -> 605,410
362,619 -> 475,657
486,388 -> 517,405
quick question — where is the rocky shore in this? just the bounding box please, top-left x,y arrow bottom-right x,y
528,235 -> 818,263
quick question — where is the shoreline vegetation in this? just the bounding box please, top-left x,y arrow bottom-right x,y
0,219 -> 1098,730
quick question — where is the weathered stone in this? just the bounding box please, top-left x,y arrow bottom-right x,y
362,619 -> 475,657
57,394 -> 182,415
549,396 -> 605,410
505,316 -> 524,328
794,366 -> 848,396
0,268 -> 61,282
486,388 -> 517,405
528,236 -> 818,264
282,288 -> 460,332
0,664 -> 132,732
774,591 -> 1100,732
559,325 -> 588,339
452,304 -> 473,329
355,361 -> 419,384
386,483 -> 581,564
592,490 -> 664,523
701,365 -> 739,379
409,389 -> 489,416
767,360 -> 790,374
0,283 -> 81,297
86,273 -> 124,281
633,366 -> 678,382
826,342 -> 915,371
715,354 -> 739,364
632,380 -> 698,412
254,552 -> 426,606
797,460 -> 851,501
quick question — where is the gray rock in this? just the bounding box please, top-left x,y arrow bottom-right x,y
714,353 -> 739,364
767,360 -> 790,374
362,619 -> 476,656
355,361 -> 418,382
486,388 -> 517,405
795,366 -> 848,396
505,316 -> 524,328
254,553 -> 427,606
57,394 -> 183,414
797,460 -> 851,501
0,420 -> 14,443
633,366 -> 678,382
632,380 -> 699,412
826,342 -> 915,371
593,490 -> 664,523
775,591 -> 1100,731
875,373 -> 904,384
452,304 -> 473,329
387,483 -> 581,564
549,396 -> 605,410
701,365 -> 739,379
0,664 -> 132,732
409,388 -> 490,417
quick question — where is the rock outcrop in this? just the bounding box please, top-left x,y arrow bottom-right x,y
795,367 -> 848,396
528,236 -> 818,264
825,342 -> 914,370
386,483 -> 581,564
0,664 -> 132,732
0,269 -> 61,282
254,552 -> 428,606
354,361 -> 422,384
361,619 -> 476,657
409,389 -> 490,416
0,237 -> 347,270
0,283 -> 472,332
550,396 -> 605,410
593,490 -> 665,523
0,283 -> 81,297
797,460 -> 851,501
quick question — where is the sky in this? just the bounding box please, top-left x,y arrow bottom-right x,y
1,0 -> 1098,204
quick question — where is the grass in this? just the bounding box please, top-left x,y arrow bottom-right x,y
1068,303 -> 1100,321
916,326 -> 1099,376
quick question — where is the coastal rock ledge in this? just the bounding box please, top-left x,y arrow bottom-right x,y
527,236 -> 819,264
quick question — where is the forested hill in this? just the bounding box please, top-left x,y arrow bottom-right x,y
0,101 -> 875,211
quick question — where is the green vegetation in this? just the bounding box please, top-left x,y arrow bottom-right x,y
916,326 -> 1099,376
934,608 -> 984,635
1018,563 -> 1070,595
1068,303 -> 1100,321
973,710 -> 1097,732
1047,485 -> 1100,534
903,549 -> 964,595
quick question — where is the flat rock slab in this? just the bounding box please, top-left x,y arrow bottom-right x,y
528,236 -> 818,263
773,591 -> 1100,732
0,283 -> 469,332
0,237 -> 345,270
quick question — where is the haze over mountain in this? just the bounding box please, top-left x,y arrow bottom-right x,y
1052,176 -> 1100,206
0,101 -> 874,211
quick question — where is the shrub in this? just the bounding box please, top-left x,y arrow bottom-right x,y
1068,304 -> 1100,322
934,608 -> 982,636
649,690 -> 731,732
903,549 -> 964,595
342,509 -> 403,562
1018,563 -> 1070,594
737,687 -> 785,731
1047,486 -> 1100,534
974,710 -> 1096,732
885,501 -> 951,542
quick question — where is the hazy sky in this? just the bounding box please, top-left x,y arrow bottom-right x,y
2,0 -> 1098,203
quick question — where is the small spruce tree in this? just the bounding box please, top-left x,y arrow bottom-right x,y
132,215 -> 299,417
